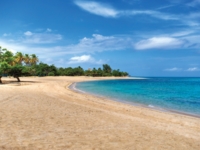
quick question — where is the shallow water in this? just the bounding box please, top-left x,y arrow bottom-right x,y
76,78 -> 200,116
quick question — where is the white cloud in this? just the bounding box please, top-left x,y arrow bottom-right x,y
183,13 -> 200,27
134,37 -> 183,50
68,55 -> 104,64
1,30 -> 200,57
74,1 -> 179,21
185,21 -> 199,27
1,30 -> 199,60
186,67 -> 200,71
65,34 -> 132,53
125,10 -> 200,27
1,29 -> 200,68
74,0 -> 200,30
164,29 -> 200,48
0,40 -> 21,53
164,67 -> 182,71
123,10 -> 178,20
181,35 -> 200,48
95,59 -> 105,64
24,31 -> 33,36
69,55 -> 92,63
23,31 -> 62,44
0,39 -> 62,57
74,1 -> 119,18
171,30 -> 194,37
3,33 -> 11,37
46,28 -> 52,32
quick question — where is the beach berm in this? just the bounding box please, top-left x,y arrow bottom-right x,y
0,76 -> 200,150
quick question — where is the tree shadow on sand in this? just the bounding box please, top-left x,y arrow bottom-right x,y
0,80 -> 41,86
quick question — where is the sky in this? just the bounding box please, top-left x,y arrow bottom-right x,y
0,0 -> 200,77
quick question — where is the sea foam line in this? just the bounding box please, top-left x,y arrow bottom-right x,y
69,82 -> 86,93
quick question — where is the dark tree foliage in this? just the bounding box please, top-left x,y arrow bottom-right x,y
33,63 -> 58,76
84,64 -> 128,77
37,63 -> 128,77
103,64 -> 112,74
9,65 -> 24,82
1,46 -> 129,83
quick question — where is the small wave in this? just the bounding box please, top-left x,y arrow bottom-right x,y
148,105 -> 155,108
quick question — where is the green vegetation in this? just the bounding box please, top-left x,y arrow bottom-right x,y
0,46 -> 128,83
0,47 -> 38,83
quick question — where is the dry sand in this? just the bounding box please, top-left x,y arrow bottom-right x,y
0,76 -> 200,150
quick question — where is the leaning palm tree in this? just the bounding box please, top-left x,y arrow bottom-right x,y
15,52 -> 24,65
30,54 -> 39,65
23,54 -> 31,66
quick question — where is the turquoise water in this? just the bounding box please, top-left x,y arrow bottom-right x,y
75,78 -> 200,116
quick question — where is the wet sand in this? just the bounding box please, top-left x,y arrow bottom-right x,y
0,76 -> 200,150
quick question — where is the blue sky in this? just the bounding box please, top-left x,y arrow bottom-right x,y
0,0 -> 200,77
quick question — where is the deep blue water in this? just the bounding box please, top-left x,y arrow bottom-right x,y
75,78 -> 200,116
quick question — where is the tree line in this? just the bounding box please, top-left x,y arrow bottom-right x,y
0,46 -> 128,83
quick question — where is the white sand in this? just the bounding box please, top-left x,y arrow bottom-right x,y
0,76 -> 200,150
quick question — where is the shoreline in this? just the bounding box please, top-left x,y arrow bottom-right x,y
70,81 -> 200,119
0,76 -> 200,149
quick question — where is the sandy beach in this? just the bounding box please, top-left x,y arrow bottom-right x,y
0,76 -> 200,150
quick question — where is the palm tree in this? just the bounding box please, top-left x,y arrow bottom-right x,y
15,52 -> 24,65
23,54 -> 31,66
3,50 -> 15,66
30,54 -> 39,65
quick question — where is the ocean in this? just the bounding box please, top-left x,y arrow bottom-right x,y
75,77 -> 200,117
